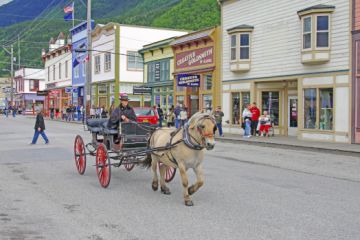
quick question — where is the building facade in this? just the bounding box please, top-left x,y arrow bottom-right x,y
220,0 -> 351,143
0,77 -> 11,109
70,21 -> 94,108
42,32 -> 72,117
14,68 -> 45,115
139,37 -> 186,113
91,23 -> 187,110
171,27 -> 222,116
352,0 -> 360,144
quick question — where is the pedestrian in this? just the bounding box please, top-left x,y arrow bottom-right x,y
174,103 -> 181,128
179,106 -> 188,127
62,106 -> 67,120
259,111 -> 272,137
90,105 -> 96,119
4,106 -> 8,117
242,104 -> 252,138
250,102 -> 260,136
66,106 -> 71,121
30,109 -> 49,145
213,106 -> 224,137
96,106 -> 101,119
101,105 -> 108,118
8,105 -> 13,118
50,107 -> 54,120
167,106 -> 175,127
12,105 -> 17,117
157,104 -> 164,127
77,105 -> 81,121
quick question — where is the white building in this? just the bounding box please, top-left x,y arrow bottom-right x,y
42,32 -> 72,116
14,68 -> 45,114
91,23 -> 187,108
219,0 -> 351,143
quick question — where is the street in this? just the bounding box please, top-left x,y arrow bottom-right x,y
0,116 -> 359,240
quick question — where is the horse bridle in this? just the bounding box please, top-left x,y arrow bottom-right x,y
185,115 -> 217,150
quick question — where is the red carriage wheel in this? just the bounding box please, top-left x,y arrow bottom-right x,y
124,162 -> 135,171
96,143 -> 111,188
74,135 -> 86,175
165,166 -> 176,183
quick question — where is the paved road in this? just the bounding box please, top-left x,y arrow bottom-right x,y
0,116 -> 359,240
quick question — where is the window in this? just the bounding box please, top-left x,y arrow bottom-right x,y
65,61 -> 68,78
231,92 -> 250,125
230,35 -> 237,61
83,63 -> 86,77
74,65 -> 79,78
303,88 -> 333,130
29,80 -> 39,91
202,95 -> 213,113
316,16 -> 329,48
59,63 -> 61,79
127,51 -> 143,70
47,67 -> 50,81
240,34 -> 250,60
98,85 -> 107,95
53,65 -> 55,80
304,89 -> 317,129
303,16 -> 311,49
95,55 -> 101,74
203,74 -> 212,91
104,53 -> 111,72
262,91 -> 279,126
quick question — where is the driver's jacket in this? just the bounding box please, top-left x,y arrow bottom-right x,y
107,105 -> 137,129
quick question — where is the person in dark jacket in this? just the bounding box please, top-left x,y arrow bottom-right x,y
30,109 -> 49,145
107,93 -> 137,130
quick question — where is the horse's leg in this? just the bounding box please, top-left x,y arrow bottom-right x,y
188,165 -> 204,195
159,164 -> 171,195
151,155 -> 159,191
178,162 -> 193,206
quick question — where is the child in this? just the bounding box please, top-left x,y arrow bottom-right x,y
259,111 -> 271,137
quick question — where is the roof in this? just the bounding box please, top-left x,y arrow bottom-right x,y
297,4 -> 335,15
227,24 -> 254,32
171,28 -> 214,46
139,37 -> 177,53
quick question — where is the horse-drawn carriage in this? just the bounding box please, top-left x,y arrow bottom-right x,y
74,113 -> 217,206
73,118 -> 176,188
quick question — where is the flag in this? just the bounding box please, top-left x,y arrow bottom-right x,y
73,58 -> 80,68
64,2 -> 74,21
83,55 -> 89,63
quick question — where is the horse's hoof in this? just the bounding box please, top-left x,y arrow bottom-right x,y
161,187 -> 171,195
188,186 -> 195,195
185,200 -> 194,206
152,182 -> 158,191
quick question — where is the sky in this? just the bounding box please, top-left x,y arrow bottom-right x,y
0,0 -> 12,7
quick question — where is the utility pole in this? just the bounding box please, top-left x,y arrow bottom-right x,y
10,44 -> 14,106
84,0 -> 92,119
18,35 -> 21,69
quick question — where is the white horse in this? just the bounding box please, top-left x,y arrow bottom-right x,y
142,112 -> 217,206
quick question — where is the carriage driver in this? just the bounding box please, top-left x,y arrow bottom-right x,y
107,93 -> 137,130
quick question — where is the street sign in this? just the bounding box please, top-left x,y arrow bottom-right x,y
133,86 -> 152,95
37,90 -> 49,96
65,87 -> 72,93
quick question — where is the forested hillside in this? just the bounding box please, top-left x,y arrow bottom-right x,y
0,0 -> 220,76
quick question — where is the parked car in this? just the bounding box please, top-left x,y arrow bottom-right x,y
133,107 -> 158,125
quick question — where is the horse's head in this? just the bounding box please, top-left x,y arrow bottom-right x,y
188,112 -> 217,150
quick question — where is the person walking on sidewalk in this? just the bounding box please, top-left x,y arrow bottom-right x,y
174,103 -> 181,128
167,106 -> 175,127
213,106 -> 224,137
157,104 -> 164,127
250,102 -> 260,136
30,109 -> 49,145
242,104 -> 252,138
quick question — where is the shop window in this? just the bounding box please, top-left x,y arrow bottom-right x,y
262,91 -> 279,126
202,95 -> 213,113
168,95 -> 173,107
176,85 -> 185,93
98,85 -> 107,95
231,92 -> 250,125
319,89 -> 333,130
109,84 -> 115,94
162,95 -> 167,109
298,5 -> 334,64
203,74 -> 212,91
104,53 -> 111,72
95,55 -> 101,74
155,95 -> 160,105
304,89 -> 317,129
127,51 -> 143,70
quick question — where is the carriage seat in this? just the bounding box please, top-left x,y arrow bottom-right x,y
86,118 -> 108,133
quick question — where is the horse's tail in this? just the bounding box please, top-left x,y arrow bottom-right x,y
141,153 -> 152,169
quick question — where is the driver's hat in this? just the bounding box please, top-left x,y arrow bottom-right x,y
119,93 -> 129,101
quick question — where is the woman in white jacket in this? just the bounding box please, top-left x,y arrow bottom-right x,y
242,104 -> 252,137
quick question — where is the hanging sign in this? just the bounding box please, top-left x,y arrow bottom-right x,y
133,86 -> 152,95
177,74 -> 200,87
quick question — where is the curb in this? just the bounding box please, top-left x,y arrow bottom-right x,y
26,116 -> 84,125
216,137 -> 360,157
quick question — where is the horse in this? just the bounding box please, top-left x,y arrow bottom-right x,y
142,112 -> 217,206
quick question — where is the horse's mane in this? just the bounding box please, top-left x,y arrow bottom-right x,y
188,112 -> 214,128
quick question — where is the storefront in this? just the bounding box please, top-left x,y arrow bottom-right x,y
44,84 -> 72,117
171,27 -> 221,116
15,93 -> 44,115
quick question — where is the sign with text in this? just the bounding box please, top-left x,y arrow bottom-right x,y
176,46 -> 214,69
36,90 -> 49,96
133,86 -> 152,95
155,62 -> 160,81
177,74 -> 200,87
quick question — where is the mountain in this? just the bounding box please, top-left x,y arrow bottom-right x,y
0,0 -> 220,76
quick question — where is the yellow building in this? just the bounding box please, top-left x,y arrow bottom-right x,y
170,27 -> 222,115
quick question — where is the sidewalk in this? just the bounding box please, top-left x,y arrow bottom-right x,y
216,133 -> 360,155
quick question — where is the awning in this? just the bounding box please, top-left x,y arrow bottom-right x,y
23,94 -> 45,101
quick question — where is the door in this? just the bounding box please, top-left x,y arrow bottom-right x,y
288,96 -> 298,136
188,95 -> 199,116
